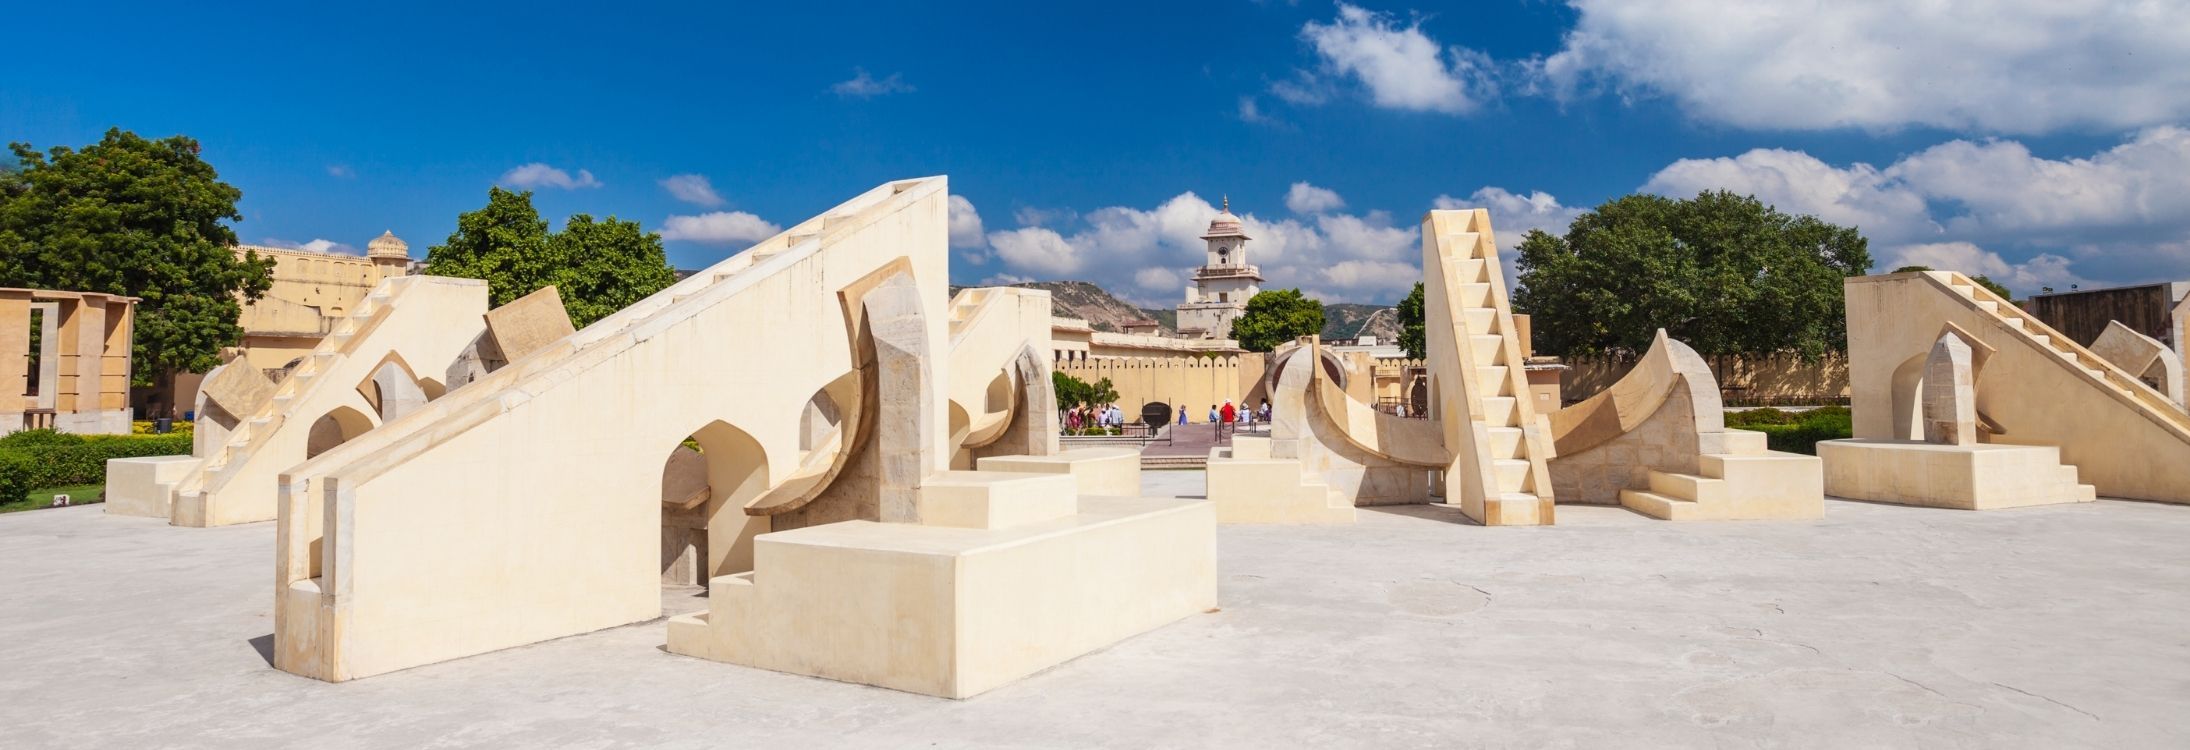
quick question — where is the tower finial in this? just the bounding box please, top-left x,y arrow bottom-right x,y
1222,195 -> 1229,212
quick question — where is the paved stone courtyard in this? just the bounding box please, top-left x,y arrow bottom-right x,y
5,470 -> 2188,748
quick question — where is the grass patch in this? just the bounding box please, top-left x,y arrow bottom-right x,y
1,483 -> 102,514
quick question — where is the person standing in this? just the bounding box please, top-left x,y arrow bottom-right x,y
1207,404 -> 1219,423
1177,404 -> 1188,425
1220,400 -> 1236,424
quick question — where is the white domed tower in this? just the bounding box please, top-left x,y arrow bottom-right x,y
1177,197 -> 1263,339
366,230 -> 411,278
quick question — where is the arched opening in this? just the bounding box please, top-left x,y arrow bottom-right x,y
659,419 -> 771,609
1888,352 -> 1926,441
304,405 -> 374,458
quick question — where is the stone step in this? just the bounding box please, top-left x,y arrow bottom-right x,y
1492,459 -> 1531,493
1480,396 -> 1516,426
1483,492 -> 1547,526
2001,317 -> 2024,330
1620,489 -> 1713,521
1475,366 -> 1510,395
1976,301 -> 1999,313
917,471 -> 1080,530
1457,283 -> 1491,308
1462,309 -> 1493,331
1485,427 -> 1523,459
1647,470 -> 1727,504
1704,429 -> 1770,456
1470,334 -> 1505,363
1454,258 -> 1487,282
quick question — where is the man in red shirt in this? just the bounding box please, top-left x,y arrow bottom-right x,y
1220,401 -> 1237,424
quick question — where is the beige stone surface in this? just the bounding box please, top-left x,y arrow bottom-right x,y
0,288 -> 136,435
273,178 -> 1214,692
1420,210 -> 1556,525
163,275 -> 490,527
232,242 -> 410,372
482,285 -> 577,363
1820,439 -> 2095,510
666,496 -> 1217,699
2089,320 -> 2183,407
1204,437 -> 1356,524
1845,272 -> 2190,503
196,357 -> 276,419
976,447 -> 1142,497
100,455 -> 199,518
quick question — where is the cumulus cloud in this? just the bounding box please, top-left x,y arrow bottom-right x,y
983,191 -> 1424,305
947,194 -> 986,250
1535,0 -> 2190,133
1435,187 -> 1586,253
1883,243 -> 2088,294
1285,182 -> 1347,214
659,211 -> 781,245
1638,128 -> 2190,294
262,238 -> 358,255
831,68 -> 914,98
325,165 -> 354,179
659,174 -> 725,207
1300,3 -> 1495,115
500,163 -> 601,190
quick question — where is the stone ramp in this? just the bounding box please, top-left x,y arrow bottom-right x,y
1844,271 -> 2190,503
1420,209 -> 1555,525
273,178 -> 954,682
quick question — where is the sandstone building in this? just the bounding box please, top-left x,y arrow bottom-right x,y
1176,199 -> 1261,340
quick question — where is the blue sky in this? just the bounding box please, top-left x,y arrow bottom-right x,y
7,1 -> 2187,305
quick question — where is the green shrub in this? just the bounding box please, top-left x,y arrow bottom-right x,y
1728,407 -> 1852,455
0,428 -> 86,449
0,433 -> 193,501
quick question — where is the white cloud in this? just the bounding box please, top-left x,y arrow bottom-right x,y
1134,267 -> 1181,292
1301,3 -> 1494,115
1883,243 -> 2088,294
1268,70 -> 1332,106
1014,206 -> 1075,227
1635,128 -> 2190,295
986,227 -> 1082,276
1237,96 -> 1273,124
262,238 -> 358,255
831,68 -> 914,98
325,165 -> 354,179
1535,0 -> 2190,134
1285,182 -> 1346,214
947,194 -> 986,249
1435,187 -> 1586,253
659,211 -> 781,245
499,163 -> 601,190
659,174 -> 724,207
1642,149 -> 1938,244
982,191 -> 1425,305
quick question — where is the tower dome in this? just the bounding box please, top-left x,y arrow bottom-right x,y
367,230 -> 409,260
1201,196 -> 1250,240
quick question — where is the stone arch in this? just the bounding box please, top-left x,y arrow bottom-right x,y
660,418 -> 772,583
1888,351 -> 1927,441
305,405 -> 375,459
354,351 -> 431,422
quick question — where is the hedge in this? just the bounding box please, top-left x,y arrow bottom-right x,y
1725,406 -> 1852,455
0,430 -> 193,504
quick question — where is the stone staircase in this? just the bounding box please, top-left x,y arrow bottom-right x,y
1933,271 -> 2190,427
1618,430 -> 1829,520
1435,217 -> 1553,525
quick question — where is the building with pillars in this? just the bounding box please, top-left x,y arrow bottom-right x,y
2,288 -> 138,434
1177,198 -> 1263,340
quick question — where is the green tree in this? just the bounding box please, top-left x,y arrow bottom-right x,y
1513,191 -> 1871,360
1395,282 -> 1426,359
1231,288 -> 1327,352
0,129 -> 275,382
1890,265 -> 2013,300
425,188 -> 676,328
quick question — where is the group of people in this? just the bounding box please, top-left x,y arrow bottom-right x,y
1173,399 -> 1272,427
1064,403 -> 1127,432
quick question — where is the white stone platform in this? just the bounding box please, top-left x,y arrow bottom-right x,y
1819,438 -> 2096,510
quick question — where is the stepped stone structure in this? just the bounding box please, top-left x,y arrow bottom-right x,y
1546,330 -> 1823,521
271,178 -> 1214,696
0,288 -> 137,435
1818,270 -> 2181,508
1205,209 -> 1555,526
2088,320 -> 2184,407
105,278 -> 576,525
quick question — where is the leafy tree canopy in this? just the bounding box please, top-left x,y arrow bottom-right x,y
1050,371 -> 1117,410
1396,282 -> 1426,359
1231,288 -> 1327,352
1890,265 -> 2013,300
425,187 -> 675,328
0,128 -> 274,382
1512,190 -> 1872,360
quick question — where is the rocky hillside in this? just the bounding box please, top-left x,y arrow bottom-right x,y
1322,303 -> 1400,342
